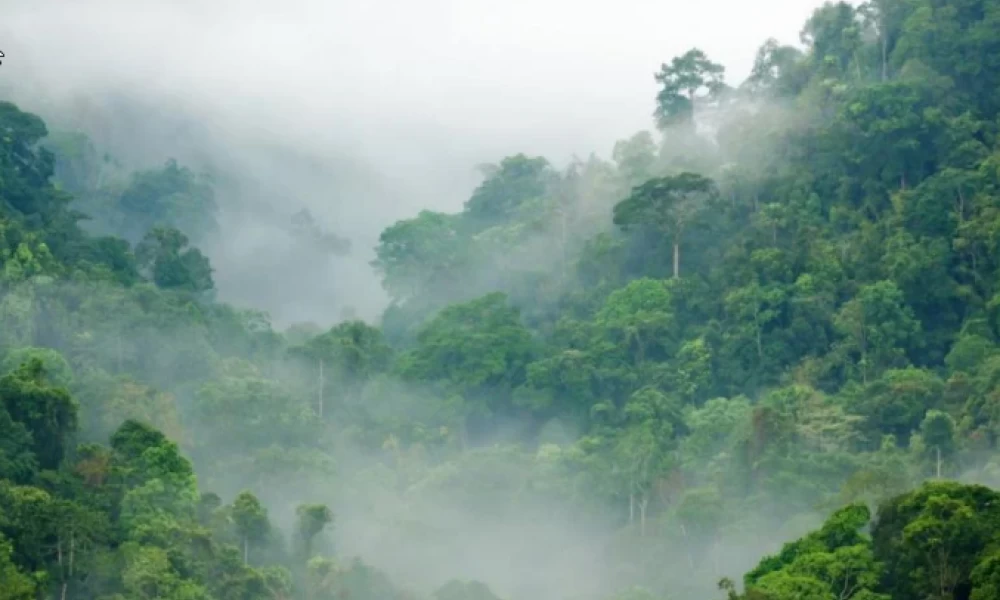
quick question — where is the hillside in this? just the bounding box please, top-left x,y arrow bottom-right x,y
4,1 -> 1000,599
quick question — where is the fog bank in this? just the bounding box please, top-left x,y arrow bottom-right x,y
0,0 -> 826,323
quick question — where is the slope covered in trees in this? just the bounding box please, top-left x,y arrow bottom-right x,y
5,0 -> 1000,599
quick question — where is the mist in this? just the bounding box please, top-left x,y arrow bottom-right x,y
0,1 -> 834,598
0,1 -> 843,598
0,0 -> 827,327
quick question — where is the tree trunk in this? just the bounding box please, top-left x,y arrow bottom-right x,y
672,240 -> 680,279
459,419 -> 469,451
629,493 -> 635,524
858,324 -> 868,385
560,207 -> 568,278
67,532 -> 74,600
634,331 -> 645,367
754,304 -> 764,361
881,35 -> 888,82
57,534 -> 67,600
317,358 -> 324,419
305,537 -> 312,561
680,524 -> 695,570
244,536 -> 249,565
957,187 -> 965,223
638,496 -> 648,537
95,165 -> 107,191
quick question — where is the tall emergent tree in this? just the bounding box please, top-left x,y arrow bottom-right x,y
653,48 -> 726,129
231,491 -> 271,565
612,172 -> 716,278
296,503 -> 333,560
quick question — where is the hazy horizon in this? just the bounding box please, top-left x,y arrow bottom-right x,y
0,0 -> 831,326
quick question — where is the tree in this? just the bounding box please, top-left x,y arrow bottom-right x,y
0,405 -> 36,484
901,494 -> 982,599
191,373 -> 317,475
296,503 -> 333,560
800,1 -> 864,79
116,159 -> 219,244
463,154 -> 557,228
612,132 -> 658,190
674,487 -> 725,569
858,0 -> 907,81
872,482 -> 1000,600
743,504 -> 879,598
679,396 -> 752,470
0,358 -> 77,471
0,347 -> 73,388
0,101 -> 72,223
230,491 -> 270,565
613,172 -> 717,278
289,209 -> 351,257
972,551 -> 1000,600
135,226 -> 214,293
372,210 -> 472,303
0,533 -> 35,600
653,48 -> 726,129
396,293 -> 537,429
744,38 -> 806,97
614,387 -> 683,534
833,281 -> 919,383
724,280 -> 786,372
119,542 -> 211,600
914,410 -> 956,478
848,367 -> 943,445
288,320 -> 393,418
109,419 -> 170,467
594,278 -> 675,366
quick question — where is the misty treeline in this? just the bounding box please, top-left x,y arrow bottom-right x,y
4,0 -> 1000,599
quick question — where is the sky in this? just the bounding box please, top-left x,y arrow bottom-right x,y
0,0 -> 829,324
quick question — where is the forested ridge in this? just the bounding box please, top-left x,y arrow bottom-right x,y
4,0 -> 1000,599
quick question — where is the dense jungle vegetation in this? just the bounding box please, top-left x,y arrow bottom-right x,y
5,0 -> 1000,599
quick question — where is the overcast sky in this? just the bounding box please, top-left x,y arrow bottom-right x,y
2,0 -> 826,166
0,0 -> 829,324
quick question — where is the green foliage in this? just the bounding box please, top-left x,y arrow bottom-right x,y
0,405 -> 35,483
0,532 -> 35,600
613,173 -> 717,278
654,49 -> 726,129
230,490 -> 271,564
397,293 -> 537,424
0,358 -> 77,471
117,159 -> 218,244
464,154 -> 557,229
6,1 -> 1000,599
1,347 -> 73,388
135,226 -> 214,293
871,481 -> 1000,600
296,503 -> 333,560
373,210 -> 472,303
